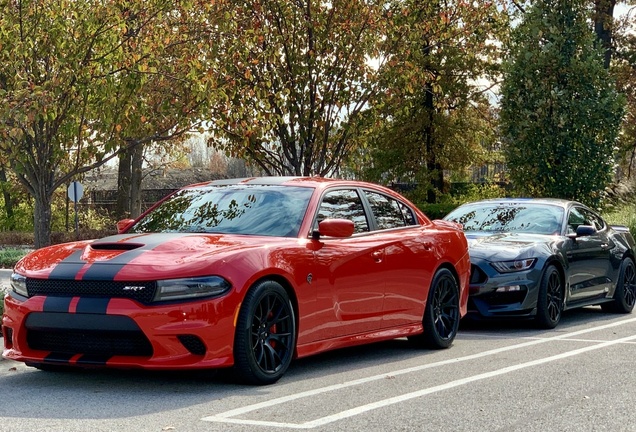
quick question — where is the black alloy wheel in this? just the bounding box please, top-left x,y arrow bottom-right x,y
602,257 -> 636,314
410,268 -> 460,349
234,280 -> 296,385
535,265 -> 563,329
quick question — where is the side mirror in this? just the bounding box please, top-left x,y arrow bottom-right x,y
312,219 -> 355,239
569,224 -> 597,239
116,219 -> 135,234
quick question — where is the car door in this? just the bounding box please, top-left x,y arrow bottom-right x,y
309,188 -> 388,340
566,206 -> 614,301
361,190 -> 434,327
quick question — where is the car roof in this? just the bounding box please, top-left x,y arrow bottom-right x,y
457,197 -> 584,210
185,176 -> 397,193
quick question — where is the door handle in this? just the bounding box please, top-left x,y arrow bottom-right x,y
372,250 -> 384,262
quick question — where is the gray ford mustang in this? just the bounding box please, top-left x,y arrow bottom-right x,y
444,198 -> 636,328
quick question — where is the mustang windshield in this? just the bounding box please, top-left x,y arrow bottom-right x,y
446,203 -> 564,235
130,185 -> 313,237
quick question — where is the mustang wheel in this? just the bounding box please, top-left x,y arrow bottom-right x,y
535,264 -> 563,329
410,268 -> 460,349
234,280 -> 296,385
601,257 -> 636,314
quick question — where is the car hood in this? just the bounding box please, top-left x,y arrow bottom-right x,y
464,231 -> 556,261
14,233 -> 290,281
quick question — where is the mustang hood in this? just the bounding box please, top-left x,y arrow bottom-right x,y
15,233 -> 283,281
465,232 -> 556,261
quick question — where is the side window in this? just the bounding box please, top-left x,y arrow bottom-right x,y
316,189 -> 369,233
397,201 -> 418,226
567,208 -> 586,234
364,191 -> 414,230
580,208 -> 605,231
568,207 -> 604,233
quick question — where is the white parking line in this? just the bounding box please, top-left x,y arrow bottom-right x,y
201,317 -> 636,429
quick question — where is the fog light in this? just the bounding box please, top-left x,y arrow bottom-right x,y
496,285 -> 521,292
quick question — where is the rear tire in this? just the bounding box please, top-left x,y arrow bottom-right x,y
233,280 -> 296,385
409,268 -> 460,349
601,257 -> 636,314
535,265 -> 564,329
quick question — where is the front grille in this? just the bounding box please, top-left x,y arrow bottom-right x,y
25,313 -> 153,357
27,329 -> 153,357
27,279 -> 157,304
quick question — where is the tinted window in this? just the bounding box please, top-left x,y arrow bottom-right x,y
129,185 -> 313,237
316,189 -> 369,233
364,191 -> 415,230
445,203 -> 564,234
568,207 -> 605,233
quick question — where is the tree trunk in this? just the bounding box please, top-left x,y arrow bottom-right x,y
130,144 -> 143,218
0,168 -> 15,230
115,148 -> 132,220
33,186 -> 52,248
594,0 -> 616,69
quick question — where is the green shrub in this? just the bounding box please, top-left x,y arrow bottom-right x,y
419,203 -> 459,220
0,286 -> 5,316
0,248 -> 29,268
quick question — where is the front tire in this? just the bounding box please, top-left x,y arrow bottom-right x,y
535,264 -> 564,329
601,257 -> 636,314
234,280 -> 296,385
410,268 -> 460,349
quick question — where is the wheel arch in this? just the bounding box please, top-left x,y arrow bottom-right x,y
543,256 -> 567,299
435,262 -> 460,286
432,262 -> 465,316
248,274 -> 300,351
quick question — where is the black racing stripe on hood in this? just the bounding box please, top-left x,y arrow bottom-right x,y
76,355 -> 110,366
79,250 -> 147,280
75,298 -> 110,314
44,352 -> 74,363
48,250 -> 87,280
80,234 -> 183,281
43,297 -> 73,313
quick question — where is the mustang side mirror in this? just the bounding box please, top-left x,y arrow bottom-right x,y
568,224 -> 597,239
312,218 -> 355,239
116,218 -> 136,234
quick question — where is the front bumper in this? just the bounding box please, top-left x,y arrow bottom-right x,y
2,291 -> 239,370
467,258 -> 544,319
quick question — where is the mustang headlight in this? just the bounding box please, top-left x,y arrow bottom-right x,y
10,273 -> 28,297
490,258 -> 537,273
153,276 -> 231,302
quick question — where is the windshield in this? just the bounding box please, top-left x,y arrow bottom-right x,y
445,203 -> 564,235
129,185 -> 314,237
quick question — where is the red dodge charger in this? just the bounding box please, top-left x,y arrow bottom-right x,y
2,177 -> 470,384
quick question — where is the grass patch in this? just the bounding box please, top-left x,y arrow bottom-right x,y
603,206 -> 636,239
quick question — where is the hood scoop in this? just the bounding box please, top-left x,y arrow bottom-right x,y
90,242 -> 144,251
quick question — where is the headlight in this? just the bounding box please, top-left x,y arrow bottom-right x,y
10,273 -> 28,297
153,276 -> 231,302
490,259 -> 536,273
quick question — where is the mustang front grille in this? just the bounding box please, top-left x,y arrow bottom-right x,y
26,279 -> 157,304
